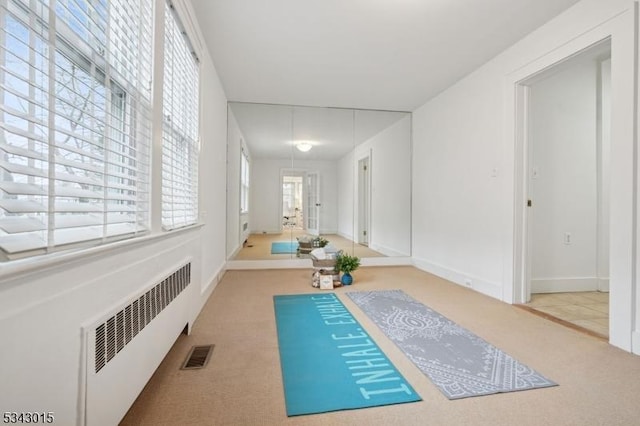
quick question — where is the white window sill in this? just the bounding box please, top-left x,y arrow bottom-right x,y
0,223 -> 204,283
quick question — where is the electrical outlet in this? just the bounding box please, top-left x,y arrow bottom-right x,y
564,232 -> 571,245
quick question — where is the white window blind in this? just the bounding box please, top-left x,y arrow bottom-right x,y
162,1 -> 199,230
0,0 -> 153,260
240,148 -> 249,213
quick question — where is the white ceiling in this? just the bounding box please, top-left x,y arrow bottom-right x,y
229,102 -> 408,160
190,0 -> 581,112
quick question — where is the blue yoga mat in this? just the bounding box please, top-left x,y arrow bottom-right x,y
271,241 -> 298,254
273,293 -> 421,416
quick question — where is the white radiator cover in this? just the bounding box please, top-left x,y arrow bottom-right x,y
79,262 -> 192,426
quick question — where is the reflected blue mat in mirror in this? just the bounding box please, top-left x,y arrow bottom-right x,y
271,241 -> 298,254
347,289 -> 557,400
274,293 -> 421,416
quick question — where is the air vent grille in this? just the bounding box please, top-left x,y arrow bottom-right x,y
94,263 -> 191,373
181,345 -> 214,370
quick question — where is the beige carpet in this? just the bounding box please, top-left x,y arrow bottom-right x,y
121,266 -> 640,426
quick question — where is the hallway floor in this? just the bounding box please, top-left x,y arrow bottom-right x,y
523,291 -> 609,339
121,269 -> 640,426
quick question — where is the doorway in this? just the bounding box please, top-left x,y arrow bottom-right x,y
282,173 -> 304,230
305,171 -> 320,236
519,41 -> 611,337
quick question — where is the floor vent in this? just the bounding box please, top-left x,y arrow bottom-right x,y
94,262 -> 192,374
181,344 -> 214,370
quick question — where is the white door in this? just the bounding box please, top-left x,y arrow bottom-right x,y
306,172 -> 320,235
358,156 -> 370,246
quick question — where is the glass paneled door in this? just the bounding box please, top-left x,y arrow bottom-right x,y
305,172 -> 320,235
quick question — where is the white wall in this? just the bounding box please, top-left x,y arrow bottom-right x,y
200,46 -> 232,287
354,115 -> 411,256
337,151 -> 355,240
250,158 -> 339,234
411,0 -> 638,352
529,60 -> 598,293
0,1 -> 229,423
412,61 -> 505,298
226,110 -> 248,257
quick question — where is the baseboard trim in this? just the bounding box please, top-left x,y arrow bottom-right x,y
632,331 -> 640,356
320,229 -> 339,235
531,277 -> 599,293
228,245 -> 242,260
369,243 -> 410,257
412,257 -> 502,301
337,231 -> 354,241
598,278 -> 610,292
251,230 -> 283,234
360,256 -> 412,266
202,263 -> 226,295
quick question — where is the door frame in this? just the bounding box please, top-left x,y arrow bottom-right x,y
305,171 -> 320,236
518,42 -> 611,301
512,38 -> 614,303
280,169 -> 306,232
506,13 -> 636,353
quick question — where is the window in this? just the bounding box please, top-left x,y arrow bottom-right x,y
0,0 -> 153,260
161,1 -> 200,230
240,148 -> 249,214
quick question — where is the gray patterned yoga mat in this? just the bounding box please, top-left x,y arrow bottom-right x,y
346,289 -> 557,399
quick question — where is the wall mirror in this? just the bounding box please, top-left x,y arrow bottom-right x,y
226,102 -> 411,264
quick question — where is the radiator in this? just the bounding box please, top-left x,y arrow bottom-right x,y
80,262 -> 192,426
240,221 -> 250,243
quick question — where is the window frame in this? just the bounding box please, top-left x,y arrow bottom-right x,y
160,0 -> 200,231
0,0 -> 154,261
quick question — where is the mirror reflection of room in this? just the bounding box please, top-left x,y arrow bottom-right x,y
226,102 -> 411,262
282,175 -> 303,230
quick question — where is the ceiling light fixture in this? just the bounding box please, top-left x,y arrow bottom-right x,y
296,141 -> 312,152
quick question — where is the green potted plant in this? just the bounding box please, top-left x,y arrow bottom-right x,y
335,253 -> 360,285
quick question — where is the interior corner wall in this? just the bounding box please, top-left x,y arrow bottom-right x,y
411,0 -> 634,305
0,24 -> 229,426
